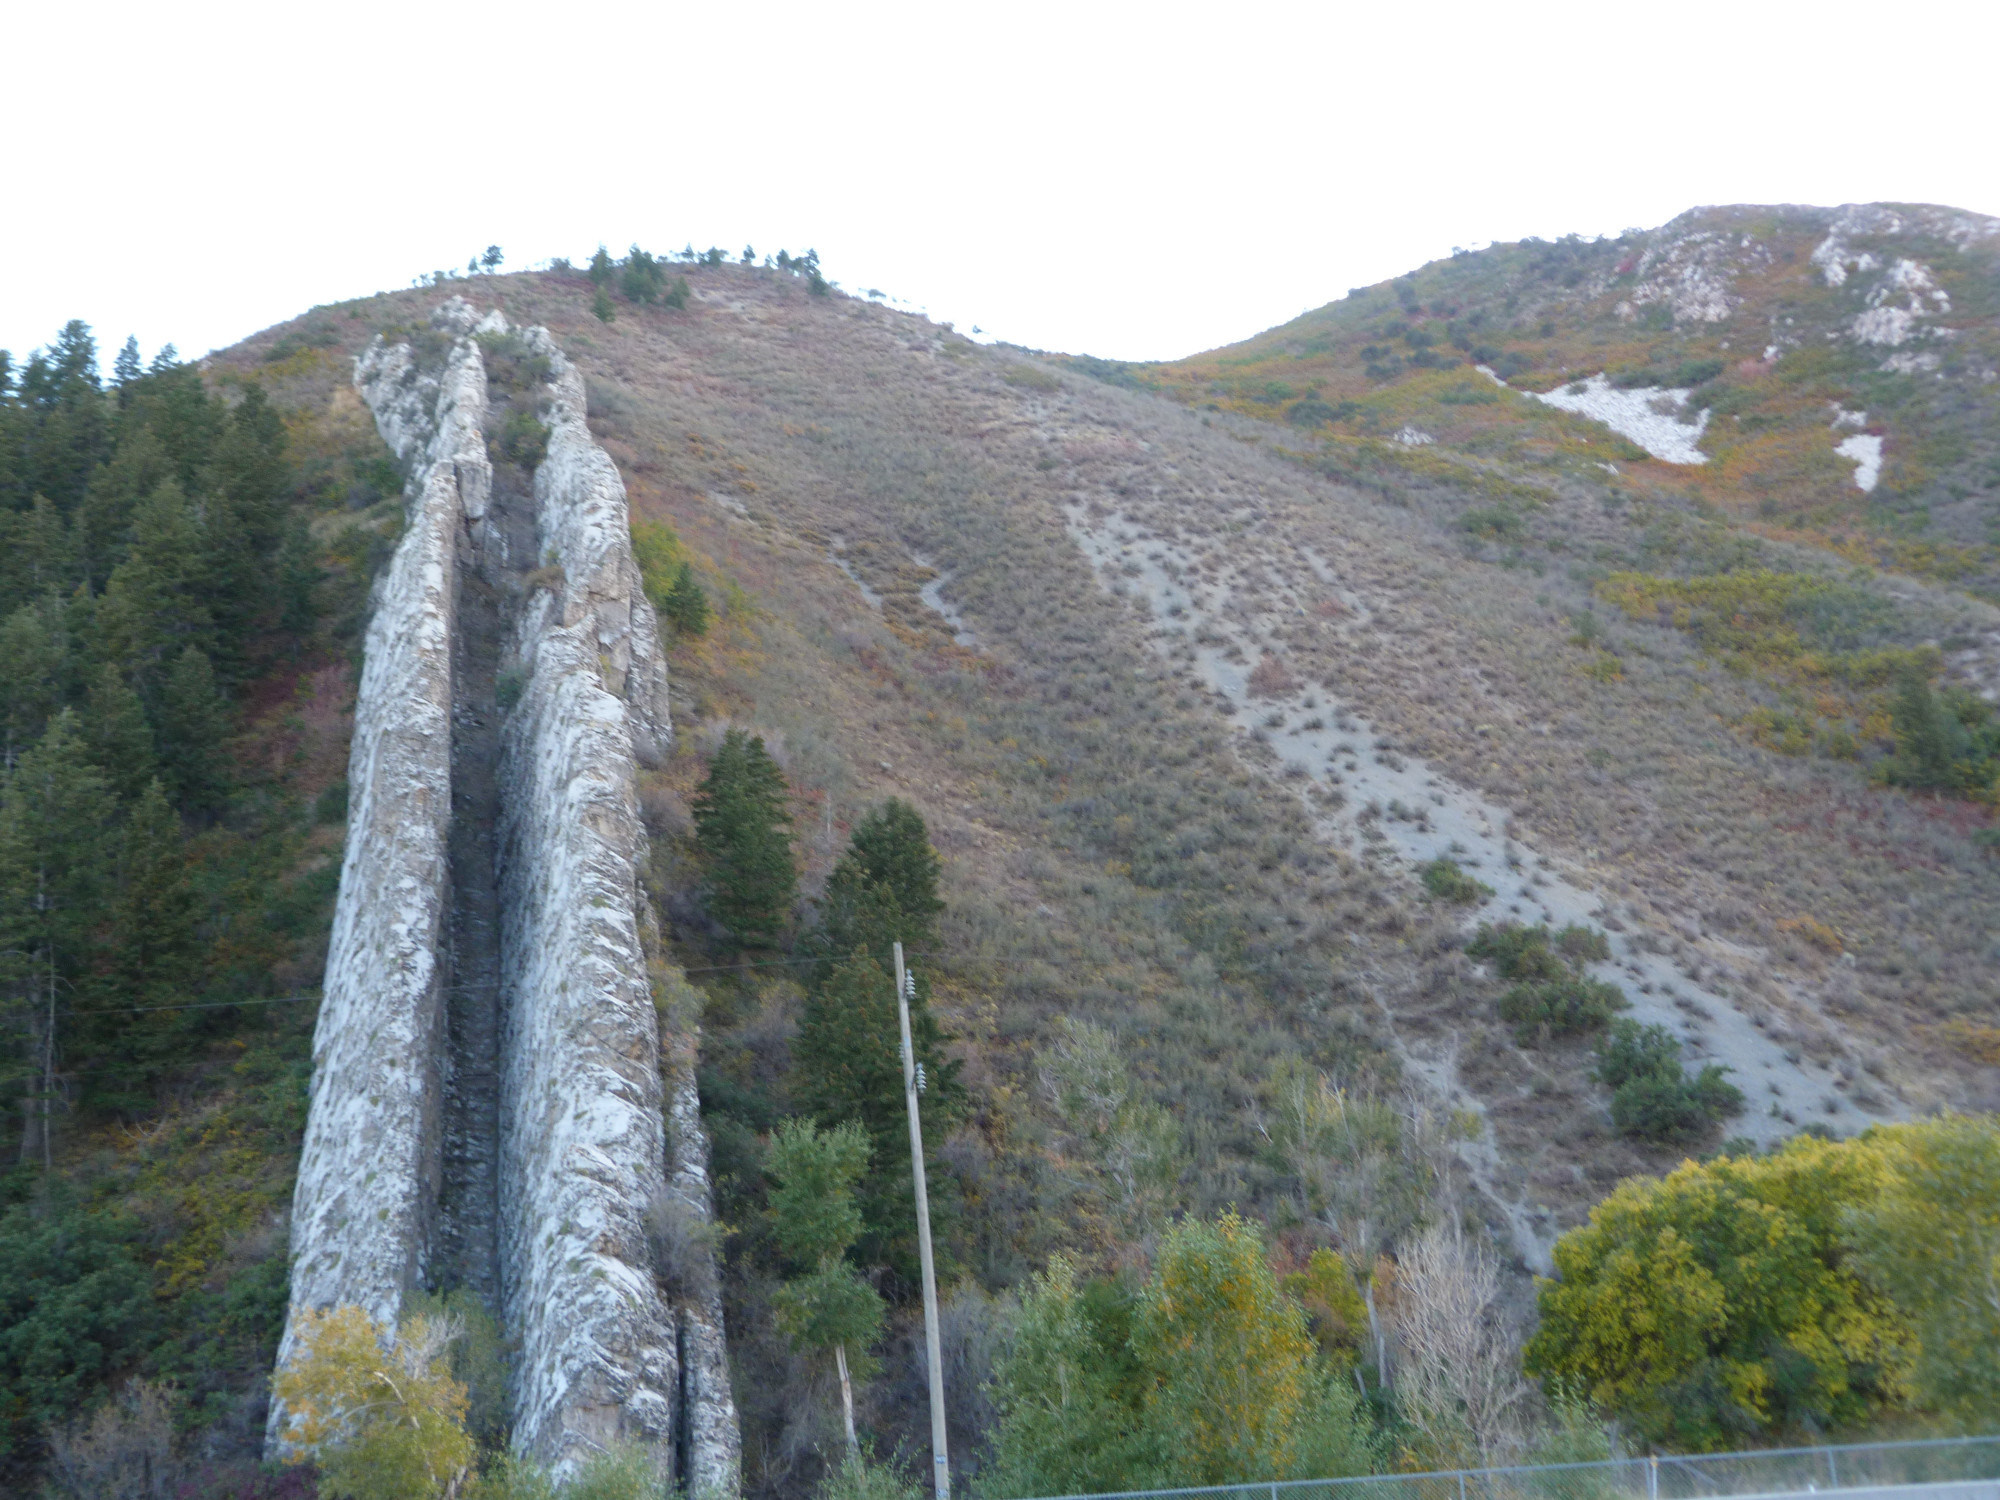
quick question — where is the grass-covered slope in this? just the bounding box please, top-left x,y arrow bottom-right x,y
254,257 -> 1991,1489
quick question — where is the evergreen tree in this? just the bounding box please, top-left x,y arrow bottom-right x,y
76,426 -> 167,589
0,599 -> 69,755
791,950 -> 962,1277
592,288 -> 615,324
620,247 -> 666,304
85,778 -> 202,1098
0,713 -> 114,1165
661,560 -> 710,635
18,324 -> 110,512
822,799 -> 944,954
691,729 -> 795,945
203,383 -> 289,670
277,514 -> 325,641
82,664 -> 157,803
113,337 -> 143,389
0,496 -> 76,611
95,479 -> 214,679
158,646 -> 230,814
588,246 -> 615,285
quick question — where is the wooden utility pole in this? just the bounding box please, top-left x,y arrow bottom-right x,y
894,941 -> 950,1500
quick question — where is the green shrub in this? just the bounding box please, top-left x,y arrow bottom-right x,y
1597,1020 -> 1743,1142
1466,922 -> 1569,982
1595,1018 -> 1685,1088
1472,923 -> 1623,1043
1498,976 -> 1625,1042
1554,924 -> 1611,963
1459,506 -> 1524,541
1610,1065 -> 1745,1142
495,410 -> 549,469
0,1202 -> 156,1462
1419,856 -> 1493,905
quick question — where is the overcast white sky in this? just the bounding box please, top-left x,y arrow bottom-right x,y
7,1 -> 1996,373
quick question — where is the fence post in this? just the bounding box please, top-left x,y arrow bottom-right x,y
1458,1474 -> 1468,1500
1827,1450 -> 1839,1489
1648,1455 -> 1658,1500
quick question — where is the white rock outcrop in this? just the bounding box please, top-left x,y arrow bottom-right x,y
1524,373 -> 1711,465
494,330 -> 686,1471
272,300 -> 737,1487
273,311 -> 490,1428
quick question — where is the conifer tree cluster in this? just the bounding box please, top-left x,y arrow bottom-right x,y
686,722 -> 961,1286
0,317 -> 385,1475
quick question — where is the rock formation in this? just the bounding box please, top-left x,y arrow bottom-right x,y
271,298 -> 738,1487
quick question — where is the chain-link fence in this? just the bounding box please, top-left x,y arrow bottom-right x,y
1027,1435 -> 2000,1500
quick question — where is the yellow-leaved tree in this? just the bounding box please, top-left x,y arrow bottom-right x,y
1526,1134 -> 1914,1449
986,1215 -> 1375,1498
1136,1212 -> 1372,1485
1843,1116 -> 2000,1426
273,1303 -> 476,1500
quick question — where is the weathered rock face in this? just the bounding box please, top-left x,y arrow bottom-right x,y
271,300 -> 737,1486
495,330 -> 683,1469
272,307 -> 490,1417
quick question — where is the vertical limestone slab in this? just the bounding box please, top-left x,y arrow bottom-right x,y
272,299 -> 737,1484
495,332 -> 682,1474
269,302 -> 491,1446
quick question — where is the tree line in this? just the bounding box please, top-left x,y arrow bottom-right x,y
0,316 -> 393,1489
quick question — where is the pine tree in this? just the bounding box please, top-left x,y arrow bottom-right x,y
691,729 -> 794,945
158,646 -> 230,814
204,383 -> 289,670
84,778 -> 202,1094
588,246 -> 615,286
661,560 -> 710,635
0,496 -> 76,612
113,337 -> 142,389
82,664 -> 157,803
95,479 -> 214,676
76,427 -> 167,590
277,514 -> 324,642
0,713 -> 114,1165
791,949 -> 962,1278
592,288 -> 615,324
0,599 -> 69,755
822,799 -> 944,954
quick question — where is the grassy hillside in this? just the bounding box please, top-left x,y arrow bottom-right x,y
8,211 -> 1998,1495
233,248 -> 1993,1489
